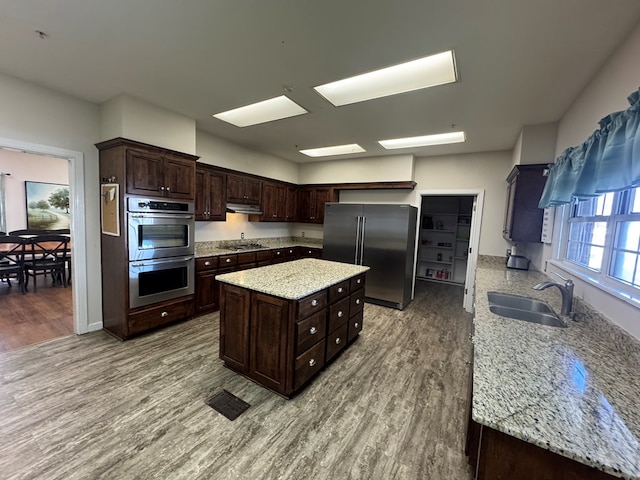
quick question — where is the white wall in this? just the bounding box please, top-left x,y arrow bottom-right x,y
101,94 -> 196,155
413,151 -> 512,257
0,71 -> 102,332
529,22 -> 640,339
299,154 -> 414,184
0,151 -> 69,232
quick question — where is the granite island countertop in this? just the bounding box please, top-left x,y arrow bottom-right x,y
473,258 -> 640,479
215,258 -> 369,300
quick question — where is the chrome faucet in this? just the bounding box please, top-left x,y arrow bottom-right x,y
532,272 -> 574,316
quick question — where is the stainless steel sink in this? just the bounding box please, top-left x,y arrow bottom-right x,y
487,292 -> 566,328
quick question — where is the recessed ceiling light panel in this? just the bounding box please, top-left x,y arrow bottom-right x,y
378,131 -> 466,149
299,144 -> 366,157
314,50 -> 457,106
213,95 -> 308,127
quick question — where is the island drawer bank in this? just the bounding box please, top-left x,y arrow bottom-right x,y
195,242 -> 322,314
469,257 -> 640,479
216,258 -> 369,398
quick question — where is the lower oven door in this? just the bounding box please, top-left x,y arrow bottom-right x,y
129,255 -> 195,309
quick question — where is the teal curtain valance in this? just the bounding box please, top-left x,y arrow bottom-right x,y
539,87 -> 640,208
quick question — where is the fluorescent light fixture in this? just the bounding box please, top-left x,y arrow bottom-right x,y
378,131 -> 466,149
314,50 -> 457,106
299,143 -> 366,157
213,95 -> 308,127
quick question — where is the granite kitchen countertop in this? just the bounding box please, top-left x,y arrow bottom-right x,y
473,257 -> 640,479
195,237 -> 323,258
215,258 -> 369,300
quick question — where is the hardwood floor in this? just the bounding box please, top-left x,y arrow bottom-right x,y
0,279 -> 74,352
0,280 -> 473,480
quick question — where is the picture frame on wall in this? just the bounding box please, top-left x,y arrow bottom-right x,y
25,181 -> 70,230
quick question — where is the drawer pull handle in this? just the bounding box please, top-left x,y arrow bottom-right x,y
335,337 -> 341,345
338,287 -> 344,293
309,358 -> 316,367
355,299 -> 361,305
355,322 -> 359,328
204,261 -> 211,266
356,279 -> 361,284
161,311 -> 169,318
226,258 -> 232,263
289,249 -> 293,253
337,311 -> 344,318
277,251 -> 281,255
311,299 -> 318,306
310,326 -> 317,335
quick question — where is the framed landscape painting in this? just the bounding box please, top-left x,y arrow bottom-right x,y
25,181 -> 71,230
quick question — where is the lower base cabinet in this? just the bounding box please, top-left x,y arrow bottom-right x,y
219,273 -> 365,398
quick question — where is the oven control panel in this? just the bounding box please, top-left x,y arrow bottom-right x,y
128,197 -> 194,214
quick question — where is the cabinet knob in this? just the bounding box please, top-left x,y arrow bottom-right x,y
204,261 -> 211,266
161,311 -> 168,318
309,358 -> 316,367
276,251 -> 281,255
226,258 -> 232,263
337,311 -> 344,318
311,299 -> 318,306
310,326 -> 317,335
166,187 -> 170,192
338,287 -> 344,293
289,249 -> 294,253
273,214 -> 277,217
160,186 -> 165,191
335,337 -> 341,345
355,299 -> 361,305
354,322 -> 359,328
356,279 -> 361,284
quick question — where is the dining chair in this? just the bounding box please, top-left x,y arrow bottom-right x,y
23,234 -> 69,292
0,235 -> 26,294
47,229 -> 72,284
8,229 -> 48,237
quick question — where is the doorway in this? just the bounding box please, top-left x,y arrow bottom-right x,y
415,190 -> 484,313
0,135 -> 89,338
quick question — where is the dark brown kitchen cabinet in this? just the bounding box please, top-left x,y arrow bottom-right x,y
195,165 -> 226,221
285,186 -> 298,221
125,147 -> 196,200
298,186 -> 337,223
503,164 -> 547,243
261,181 -> 287,221
218,272 -> 365,397
227,173 -> 262,204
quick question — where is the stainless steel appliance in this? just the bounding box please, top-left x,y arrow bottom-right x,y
127,197 -> 195,261
127,196 -> 195,308
322,203 -> 417,310
129,255 -> 195,308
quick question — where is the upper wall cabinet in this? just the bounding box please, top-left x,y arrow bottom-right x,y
195,165 -> 226,221
260,181 -> 287,221
298,186 -> 338,224
96,138 -> 198,201
227,173 -> 262,205
503,164 -> 547,243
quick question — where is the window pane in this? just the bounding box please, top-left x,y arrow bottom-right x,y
567,241 -> 604,270
630,187 -> 640,214
610,251 -> 639,286
615,221 -> 640,251
568,222 -> 607,246
573,193 -> 614,217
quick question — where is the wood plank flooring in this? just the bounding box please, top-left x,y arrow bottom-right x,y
0,280 -> 473,480
0,280 -> 73,352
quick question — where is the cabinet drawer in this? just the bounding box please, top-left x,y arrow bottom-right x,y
294,339 -> 326,391
295,310 -> 327,355
297,290 -> 327,319
350,288 -> 365,316
350,274 -> 365,291
237,252 -> 256,266
219,254 -> 238,267
128,296 -> 194,335
326,323 -> 348,362
284,247 -> 297,258
271,249 -> 286,263
327,297 -> 350,333
328,280 -> 350,303
256,250 -> 272,262
196,257 -> 218,271
347,309 -> 363,342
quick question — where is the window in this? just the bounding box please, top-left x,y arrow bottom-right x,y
565,187 -> 640,290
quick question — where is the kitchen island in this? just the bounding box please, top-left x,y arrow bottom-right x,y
216,258 -> 369,398
471,257 -> 640,479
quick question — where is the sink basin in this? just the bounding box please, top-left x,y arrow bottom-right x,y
487,292 -> 566,328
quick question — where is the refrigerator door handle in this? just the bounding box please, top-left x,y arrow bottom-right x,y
354,216 -> 361,264
359,216 -> 366,265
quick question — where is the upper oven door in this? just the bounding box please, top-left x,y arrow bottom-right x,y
128,212 -> 195,261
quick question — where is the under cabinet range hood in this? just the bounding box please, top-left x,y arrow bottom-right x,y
226,203 -> 263,215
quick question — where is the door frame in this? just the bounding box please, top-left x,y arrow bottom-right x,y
0,136 -> 89,334
414,189 -> 485,313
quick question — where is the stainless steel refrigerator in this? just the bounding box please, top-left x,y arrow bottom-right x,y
322,203 -> 417,310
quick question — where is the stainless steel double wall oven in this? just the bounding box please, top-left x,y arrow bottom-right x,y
127,197 -> 195,308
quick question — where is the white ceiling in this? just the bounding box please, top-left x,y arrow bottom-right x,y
1,0 -> 640,163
